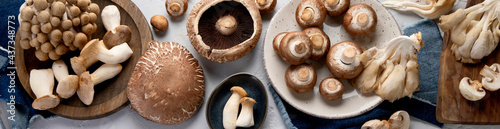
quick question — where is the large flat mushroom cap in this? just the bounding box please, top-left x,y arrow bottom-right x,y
187,0 -> 262,63
127,41 -> 205,125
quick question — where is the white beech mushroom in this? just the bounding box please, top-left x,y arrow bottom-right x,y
295,0 -> 327,28
52,60 -> 79,99
326,41 -> 363,79
319,77 -> 344,101
150,15 -> 169,31
343,4 -> 377,36
480,63 -> 500,91
303,27 -> 330,60
30,69 -> 60,110
235,97 -> 257,127
255,0 -> 277,15
101,5 -> 132,49
382,0 -> 455,19
459,77 -> 486,101
273,32 -> 288,56
439,0 -> 500,64
223,86 -> 248,129
279,31 -> 312,65
166,0 -> 188,17
77,64 -> 123,105
70,39 -> 133,75
285,63 -> 317,93
353,32 -> 423,102
321,0 -> 350,16
388,110 -> 410,129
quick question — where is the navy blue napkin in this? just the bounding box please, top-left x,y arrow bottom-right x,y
270,18 -> 443,129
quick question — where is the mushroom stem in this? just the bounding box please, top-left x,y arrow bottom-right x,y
301,7 -> 314,21
340,46 -> 356,64
52,60 -> 79,99
170,3 -> 181,12
77,64 -> 123,105
326,0 -> 338,5
297,66 -> 311,80
293,41 -> 308,55
235,97 -> 257,127
389,110 -> 410,129
310,34 -> 324,48
216,15 -> 238,36
257,0 -> 267,6
30,69 -> 60,110
223,86 -> 248,129
357,12 -> 369,25
101,5 -> 120,32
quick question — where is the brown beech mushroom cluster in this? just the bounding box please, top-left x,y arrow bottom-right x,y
362,110 -> 410,129
285,63 -> 317,93
254,0 -> 277,15
295,0 -> 327,28
166,0 -> 188,17
459,63 -> 500,101
343,4 -> 377,36
321,0 -> 350,16
319,77 -> 344,100
187,0 -> 262,63
326,41 -> 363,79
223,86 -> 258,128
19,0 -> 100,61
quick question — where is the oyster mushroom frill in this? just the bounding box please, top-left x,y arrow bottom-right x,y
353,32 -> 424,102
187,0 -> 262,63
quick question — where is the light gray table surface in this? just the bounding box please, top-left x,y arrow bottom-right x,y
27,0 -> 500,128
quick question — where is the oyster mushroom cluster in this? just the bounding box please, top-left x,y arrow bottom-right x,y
459,63 -> 500,101
19,0 -> 100,61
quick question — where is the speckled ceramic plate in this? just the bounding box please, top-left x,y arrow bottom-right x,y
263,0 -> 401,119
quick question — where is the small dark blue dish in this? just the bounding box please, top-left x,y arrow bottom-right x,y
206,73 -> 268,129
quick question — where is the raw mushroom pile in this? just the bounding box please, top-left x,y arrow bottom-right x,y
439,0 -> 500,64
353,32 -> 423,102
19,0 -> 100,61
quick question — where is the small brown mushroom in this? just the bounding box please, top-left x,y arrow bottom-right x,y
41,42 -> 54,53
279,31 -> 312,65
69,5 -> 81,18
273,32 -> 288,56
21,7 -> 35,21
49,51 -> 61,60
41,23 -> 52,34
77,0 -> 91,11
73,32 -> 88,49
319,77 -> 344,100
88,3 -> 100,14
80,13 -> 90,25
103,25 -> 132,49
20,39 -> 31,50
295,0 -> 327,28
37,10 -> 51,23
150,15 -> 169,31
20,21 -> 31,32
37,33 -> 48,43
61,20 -> 73,30
50,17 -> 61,27
31,24 -> 41,34
51,1 -> 66,17
326,41 -> 363,79
72,17 -> 81,26
88,12 -> 97,23
321,0 -> 350,16
55,44 -> 69,55
303,27 -> 330,60
255,0 -> 277,15
166,0 -> 188,17
34,0 -> 48,10
81,23 -> 95,35
285,63 -> 317,93
35,49 -> 49,61
31,15 -> 40,25
20,30 -> 32,39
343,4 -> 377,36
67,0 -> 77,5
63,30 -> 75,46
30,38 -> 41,47
50,29 -> 62,43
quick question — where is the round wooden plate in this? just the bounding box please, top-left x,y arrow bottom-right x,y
15,0 -> 152,119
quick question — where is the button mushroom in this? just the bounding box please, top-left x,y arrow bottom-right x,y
459,77 -> 485,101
273,32 -> 288,56
285,63 -> 317,93
480,63 -> 500,91
150,15 -> 169,31
70,39 -> 133,75
303,27 -> 330,60
295,0 -> 327,28
327,41 -> 363,79
101,5 -> 132,49
321,0 -> 350,16
388,110 -> 410,129
30,69 -> 60,110
223,86 -> 248,129
319,77 -> 344,101
166,0 -> 188,17
187,0 -> 262,63
343,4 -> 377,36
235,97 -> 257,127
255,0 -> 277,15
279,31 -> 312,65
78,64 -> 123,105
52,60 -> 79,99
361,119 -> 390,129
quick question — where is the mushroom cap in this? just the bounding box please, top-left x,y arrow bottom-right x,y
166,0 -> 188,17
295,0 -> 327,28
52,1 -> 66,17
150,15 -> 169,31
343,4 -> 377,36
128,41 -> 205,125
326,41 -> 363,79
319,77 -> 344,101
388,110 -> 410,129
56,75 -> 79,99
32,94 -> 60,110
230,86 -> 248,97
239,97 -> 257,104
322,0 -> 350,16
255,0 -> 277,14
279,31 -> 312,65
272,32 -> 288,56
303,27 -> 331,60
77,71 -> 95,105
103,25 -> 132,49
187,0 -> 262,63
285,63 -> 317,93
459,77 -> 485,101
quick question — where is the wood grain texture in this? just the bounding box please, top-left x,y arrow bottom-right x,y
436,0 -> 500,124
14,0 -> 152,119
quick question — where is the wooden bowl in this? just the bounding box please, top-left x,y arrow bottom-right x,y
14,0 -> 152,119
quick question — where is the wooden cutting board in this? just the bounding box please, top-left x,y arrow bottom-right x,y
14,0 -> 152,119
436,0 -> 500,124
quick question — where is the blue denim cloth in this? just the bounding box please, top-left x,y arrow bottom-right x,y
270,18 -> 443,129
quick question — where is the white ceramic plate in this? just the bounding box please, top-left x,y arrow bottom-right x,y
263,0 -> 401,119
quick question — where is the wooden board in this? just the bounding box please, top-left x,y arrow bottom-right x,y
436,0 -> 500,124
14,0 -> 152,119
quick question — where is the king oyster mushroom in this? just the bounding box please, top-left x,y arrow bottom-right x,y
187,0 -> 262,63
303,27 -> 331,60
295,0 -> 327,28
285,63 -> 317,93
343,4 -> 377,36
326,41 -> 363,79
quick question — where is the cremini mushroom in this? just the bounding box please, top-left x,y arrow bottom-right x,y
224,86 -> 248,129
327,41 -> 363,79
285,63 -> 317,93
52,60 -> 79,99
480,63 -> 500,91
388,110 -> 410,129
343,4 -> 377,36
303,27 -> 330,60
78,64 -> 123,105
273,32 -> 288,56
70,39 -> 133,75
166,0 -> 188,17
321,0 -> 350,16
279,31 -> 312,65
319,77 -> 344,100
295,0 -> 327,28
150,15 -> 169,31
235,97 -> 257,127
255,0 -> 277,14
459,77 -> 485,101
30,69 -> 60,110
